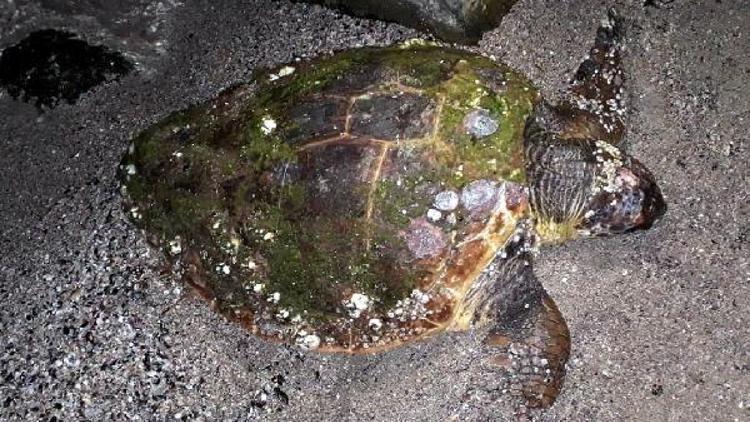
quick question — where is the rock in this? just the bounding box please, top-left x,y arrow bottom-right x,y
293,0 -> 519,44
0,29 -> 133,108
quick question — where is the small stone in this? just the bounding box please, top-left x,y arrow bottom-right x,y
434,190 -> 459,211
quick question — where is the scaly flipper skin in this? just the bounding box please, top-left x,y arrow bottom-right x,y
535,9 -> 627,145
464,223 -> 570,413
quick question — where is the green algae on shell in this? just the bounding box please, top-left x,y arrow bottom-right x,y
119,44 -> 538,352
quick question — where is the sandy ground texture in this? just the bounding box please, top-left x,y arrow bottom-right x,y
1,0 -> 748,420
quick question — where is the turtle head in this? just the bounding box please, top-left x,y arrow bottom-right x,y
525,117 -> 666,243
578,149 -> 666,236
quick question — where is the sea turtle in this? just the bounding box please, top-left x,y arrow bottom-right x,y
119,10 -> 665,410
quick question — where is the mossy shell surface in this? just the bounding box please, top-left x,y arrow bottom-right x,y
120,45 -> 539,352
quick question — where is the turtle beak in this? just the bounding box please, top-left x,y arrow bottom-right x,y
629,158 -> 666,230
581,157 -> 666,235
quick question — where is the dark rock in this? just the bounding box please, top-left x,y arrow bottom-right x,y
293,0 -> 519,43
0,29 -> 133,108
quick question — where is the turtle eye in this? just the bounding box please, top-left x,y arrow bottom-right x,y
581,159 -> 666,235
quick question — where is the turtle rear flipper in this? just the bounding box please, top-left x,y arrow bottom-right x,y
456,224 -> 570,412
556,8 -> 627,144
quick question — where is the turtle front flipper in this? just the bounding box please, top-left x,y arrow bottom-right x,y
455,223 -> 570,413
552,8 -> 627,144
484,292 -> 570,413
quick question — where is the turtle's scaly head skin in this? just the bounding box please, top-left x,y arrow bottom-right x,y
579,150 -> 666,235
525,120 -> 666,243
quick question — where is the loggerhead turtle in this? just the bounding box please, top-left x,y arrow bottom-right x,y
119,10 -> 665,409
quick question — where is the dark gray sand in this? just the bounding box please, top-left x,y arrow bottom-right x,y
1,0 -> 747,420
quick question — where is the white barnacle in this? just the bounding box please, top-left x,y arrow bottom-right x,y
278,66 -> 295,77
595,140 -> 622,159
434,190 -> 459,211
463,108 -> 498,137
268,291 -> 281,303
296,333 -> 321,350
129,207 -> 142,220
269,66 -> 295,81
400,38 -> 427,48
346,293 -> 371,318
411,289 -> 430,304
168,237 -> 182,255
351,293 -> 370,309
276,308 -> 290,320
125,164 -> 137,175
229,236 -> 241,251
261,116 -> 277,135
263,232 -> 275,241
368,318 -> 383,331
253,283 -> 265,293
592,140 -> 624,194
216,263 -> 231,275
426,208 -> 442,222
